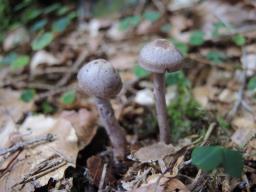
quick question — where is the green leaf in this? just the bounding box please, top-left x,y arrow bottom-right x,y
31,19 -> 47,32
119,15 -> 141,31
57,6 -> 70,16
14,0 -> 33,11
212,22 -> 225,37
52,17 -> 70,32
248,77 -> 256,91
0,52 -> 17,65
232,34 -> 246,46
189,31 -> 205,46
192,146 -> 244,178
174,41 -> 188,56
11,55 -> 29,70
42,101 -> 55,114
44,3 -> 61,14
206,50 -> 226,64
67,11 -> 78,20
217,116 -> 230,129
192,146 -> 223,171
60,90 -> 76,105
133,65 -> 150,78
32,32 -> 54,50
165,71 -> 187,86
92,0 -> 126,17
20,89 -> 36,102
22,7 -> 42,23
143,10 -> 161,22
160,24 -> 171,33
223,149 -> 243,178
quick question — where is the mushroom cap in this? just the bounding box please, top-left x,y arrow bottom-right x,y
77,59 -> 122,99
139,39 -> 183,73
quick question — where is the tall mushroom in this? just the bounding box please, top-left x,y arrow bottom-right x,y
139,39 -> 183,144
77,59 -> 126,160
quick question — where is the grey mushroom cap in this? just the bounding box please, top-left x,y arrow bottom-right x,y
77,59 -> 122,99
139,39 -> 183,73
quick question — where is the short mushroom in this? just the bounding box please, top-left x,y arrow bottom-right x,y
77,59 -> 126,160
139,39 -> 183,144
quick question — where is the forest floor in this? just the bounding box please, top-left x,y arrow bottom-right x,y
0,0 -> 256,191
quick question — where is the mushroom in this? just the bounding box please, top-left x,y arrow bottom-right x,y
77,59 -> 126,160
139,39 -> 183,144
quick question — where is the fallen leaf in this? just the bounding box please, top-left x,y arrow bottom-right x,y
193,86 -> 210,108
0,115 -> 79,191
3,27 -> 30,51
87,155 -> 115,187
134,143 -> 176,163
107,23 -> 129,41
241,53 -> 256,77
0,89 -> 34,124
135,89 -> 154,106
60,108 -> 98,149
231,117 -> 256,147
110,52 -> 137,70
30,50 -> 61,74
165,178 -> 190,192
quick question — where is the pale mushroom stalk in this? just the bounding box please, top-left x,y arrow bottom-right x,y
77,59 -> 127,160
95,97 -> 126,159
139,39 -> 184,144
153,73 -> 170,143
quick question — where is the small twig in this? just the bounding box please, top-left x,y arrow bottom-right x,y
98,163 -> 108,192
242,174 -> 251,192
0,134 -> 55,156
17,157 -> 66,188
56,50 -> 88,87
0,75 -> 28,88
35,85 -> 76,101
200,123 -> 216,146
190,170 -> 202,190
227,48 -> 255,120
15,82 -> 55,90
32,67 -> 69,75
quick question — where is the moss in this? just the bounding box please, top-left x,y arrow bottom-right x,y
167,73 -> 204,142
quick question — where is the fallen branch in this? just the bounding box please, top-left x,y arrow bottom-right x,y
0,133 -> 55,156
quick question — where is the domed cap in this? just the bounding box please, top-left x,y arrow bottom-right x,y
77,59 -> 122,99
139,39 -> 183,73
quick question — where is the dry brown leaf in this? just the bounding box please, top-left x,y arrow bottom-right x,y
130,174 -> 189,192
134,143 -> 176,163
198,1 -> 256,37
193,86 -> 210,108
0,115 -> 79,191
60,108 -> 98,149
165,178 -> 190,192
130,173 -> 167,192
231,117 -> 256,147
87,155 -> 115,187
30,50 -> 61,74
0,89 -> 34,124
110,52 -> 137,70
3,27 -> 30,51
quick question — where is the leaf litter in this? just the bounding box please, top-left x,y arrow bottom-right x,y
1,0 -> 256,191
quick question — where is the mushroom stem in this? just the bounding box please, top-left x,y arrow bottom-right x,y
95,97 -> 126,159
153,73 -> 170,144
